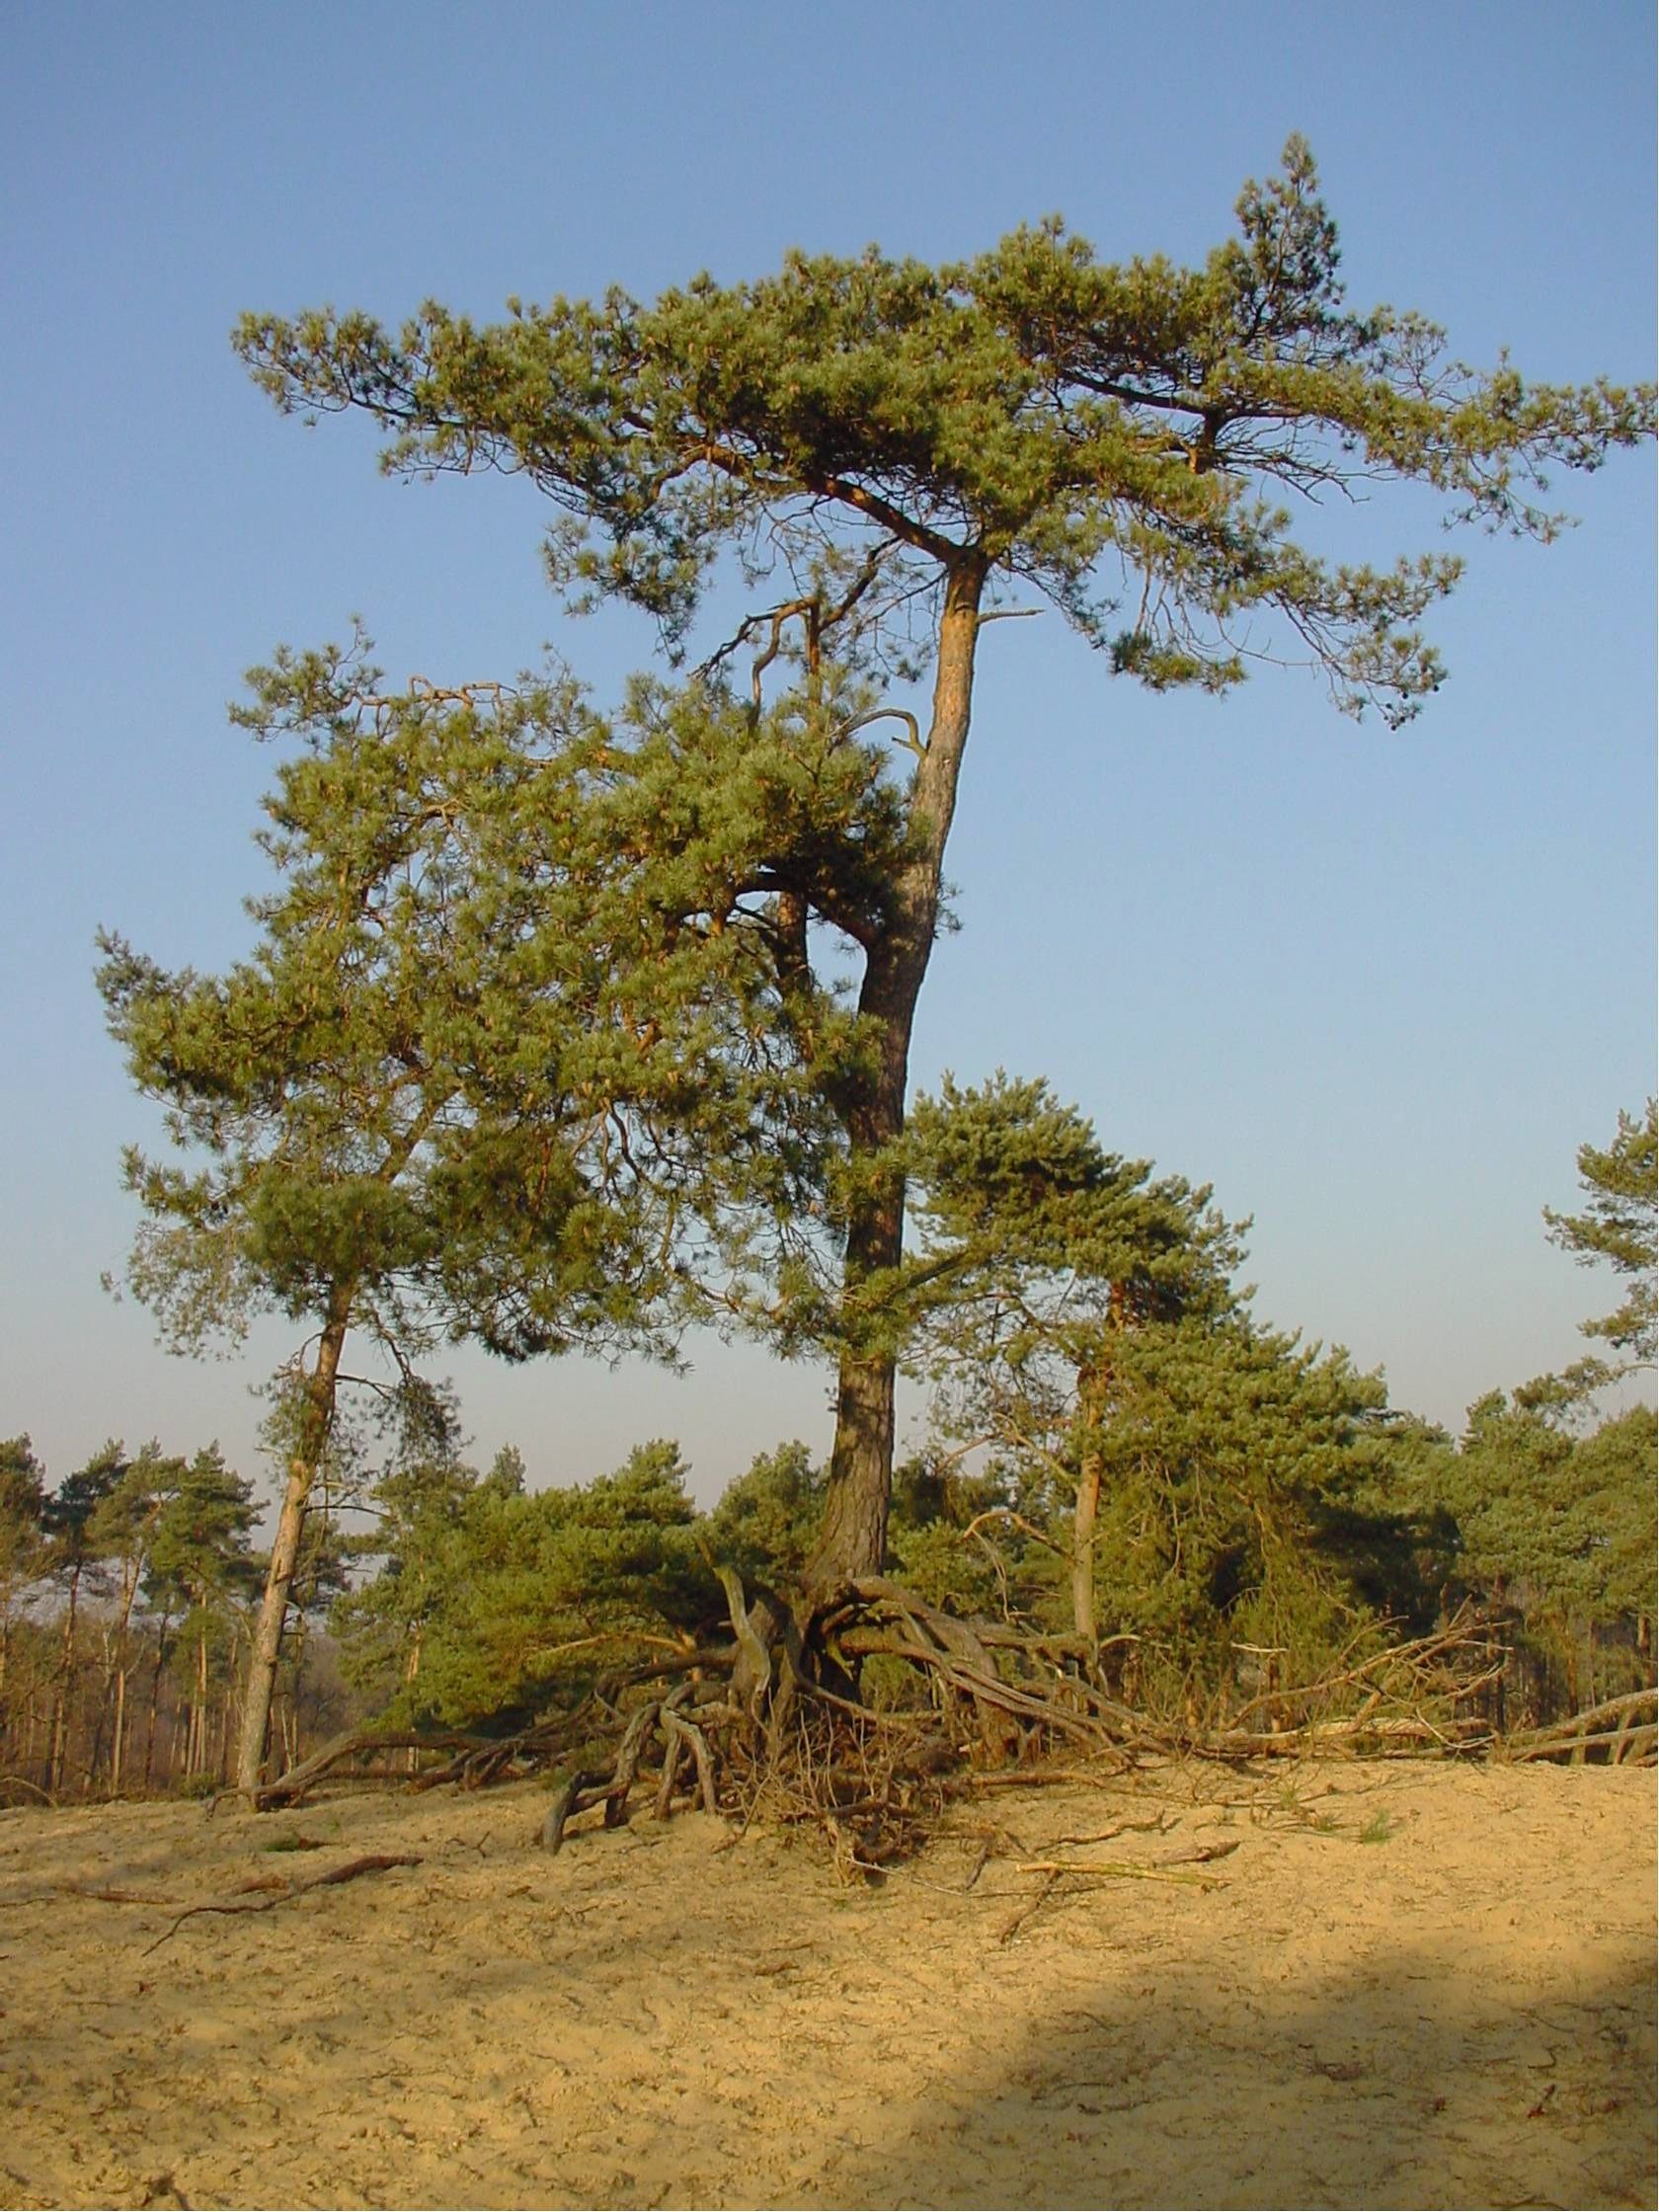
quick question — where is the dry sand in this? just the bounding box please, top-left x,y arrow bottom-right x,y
0,1758 -> 1651,2210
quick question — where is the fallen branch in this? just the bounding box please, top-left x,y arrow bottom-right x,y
142,1853 -> 422,1953
0,1778 -> 57,1807
1507,1691 -> 1657,1766
1016,1839 -> 1239,1877
1011,1860 -> 1223,1887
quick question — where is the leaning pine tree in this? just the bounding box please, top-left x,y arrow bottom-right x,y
239,139 -> 1655,1590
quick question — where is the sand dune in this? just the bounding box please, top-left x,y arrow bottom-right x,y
1,1758 -> 1652,2209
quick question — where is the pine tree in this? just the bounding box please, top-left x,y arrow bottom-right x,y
0,1438 -> 47,1766
1544,1099 -> 1657,1373
342,1441 -> 709,1728
40,1443 -> 126,1792
144,1447 -> 260,1781
100,641 -> 755,1788
85,1444 -> 180,1791
237,140 -> 1655,1583
907,1073 -> 1245,1638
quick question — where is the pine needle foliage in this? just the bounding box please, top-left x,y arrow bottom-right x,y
1544,1099 -> 1657,1373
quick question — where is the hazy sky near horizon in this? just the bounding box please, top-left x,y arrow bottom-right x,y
4,1 -> 1654,1509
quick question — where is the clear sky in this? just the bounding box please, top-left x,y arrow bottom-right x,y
4,0 -> 1654,1510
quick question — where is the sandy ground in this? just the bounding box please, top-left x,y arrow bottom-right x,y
0,1758 -> 1651,2211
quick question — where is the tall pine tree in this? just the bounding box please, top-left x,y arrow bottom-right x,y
238,140 -> 1655,1582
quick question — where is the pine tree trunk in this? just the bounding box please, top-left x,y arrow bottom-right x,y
1072,1457 -> 1102,1644
89,1626 -> 114,1791
101,1562 -> 140,1797
45,1564 -> 82,1795
143,1620 -> 171,1789
810,557 -> 987,1588
235,1300 -> 349,1792
192,1620 -> 209,1777
1071,1354 -> 1113,1643
112,1663 -> 127,1795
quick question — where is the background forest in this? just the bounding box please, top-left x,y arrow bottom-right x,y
5,1093 -> 1652,1802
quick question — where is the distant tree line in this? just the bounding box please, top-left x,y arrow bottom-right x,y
0,1433 -> 353,1801
9,1101 -> 1649,1800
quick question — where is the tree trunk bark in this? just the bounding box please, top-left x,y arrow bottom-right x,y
1071,1353 -> 1113,1643
235,1297 -> 350,1792
1072,1456 -> 1102,1644
809,556 -> 988,1587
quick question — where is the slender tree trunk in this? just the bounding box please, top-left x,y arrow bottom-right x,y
192,1619 -> 209,1777
112,1663 -> 127,1795
89,1625 -> 115,1790
1071,1328 -> 1122,1644
45,1565 -> 82,1794
236,1298 -> 350,1792
404,1626 -> 424,1774
100,1561 -> 140,1796
143,1618 -> 171,1788
810,557 -> 988,1587
1072,1455 -> 1103,1645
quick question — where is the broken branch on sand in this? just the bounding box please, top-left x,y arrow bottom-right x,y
142,1853 -> 422,1953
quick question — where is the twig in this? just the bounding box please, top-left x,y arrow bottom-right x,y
0,1885 -> 175,1910
1011,1857 -> 1224,1887
998,1867 -> 1061,1943
1052,1815 -> 1174,1847
142,1853 -> 422,1953
965,1769 -> 1123,1791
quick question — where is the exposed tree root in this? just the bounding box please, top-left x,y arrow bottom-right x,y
242,1584 -> 1534,1868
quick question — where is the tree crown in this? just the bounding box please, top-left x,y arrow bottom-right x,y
238,138 -> 1654,722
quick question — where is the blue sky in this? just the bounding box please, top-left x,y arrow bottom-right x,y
3,0 -> 1654,1506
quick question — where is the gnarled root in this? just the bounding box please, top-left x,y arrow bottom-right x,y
247,1582 -> 1514,1871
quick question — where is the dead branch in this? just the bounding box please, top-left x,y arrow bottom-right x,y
1011,1859 -> 1224,1886
1051,1815 -> 1176,1847
1507,1691 -> 1657,1767
142,1853 -> 422,1953
0,1778 -> 57,1807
